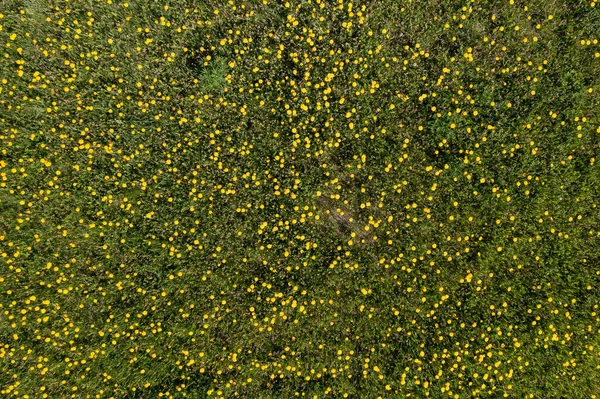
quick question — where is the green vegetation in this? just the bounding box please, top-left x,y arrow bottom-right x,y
1,0 -> 599,397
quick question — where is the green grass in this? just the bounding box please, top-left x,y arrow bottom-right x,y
1,0 -> 600,398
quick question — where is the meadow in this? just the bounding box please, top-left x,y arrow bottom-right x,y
1,0 -> 600,397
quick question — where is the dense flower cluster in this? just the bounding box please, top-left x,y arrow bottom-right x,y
1,0 -> 599,398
